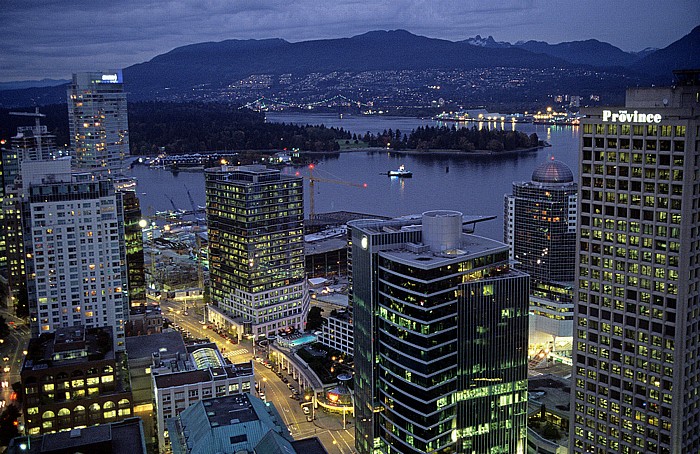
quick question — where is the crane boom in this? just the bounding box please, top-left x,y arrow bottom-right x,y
302,164 -> 367,221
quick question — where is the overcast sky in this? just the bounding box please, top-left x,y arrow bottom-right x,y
1,0 -> 698,83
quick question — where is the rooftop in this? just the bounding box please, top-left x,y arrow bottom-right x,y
125,331 -> 187,361
6,417 -> 146,454
23,326 -> 114,372
531,159 -> 574,184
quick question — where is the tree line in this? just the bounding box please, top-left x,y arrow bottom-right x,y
355,125 -> 539,152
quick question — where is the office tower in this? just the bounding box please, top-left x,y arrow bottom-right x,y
205,165 -> 309,338
67,71 -> 129,174
114,177 -> 146,307
571,71 -> 700,453
350,211 -> 529,454
505,160 -> 577,353
23,160 -> 128,350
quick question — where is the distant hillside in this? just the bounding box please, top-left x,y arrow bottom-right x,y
0,79 -> 68,91
631,25 -> 700,81
1,27 -> 698,107
513,39 -> 640,67
123,30 -> 568,99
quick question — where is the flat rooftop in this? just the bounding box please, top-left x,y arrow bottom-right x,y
203,393 -> 259,426
125,331 -> 187,361
23,326 -> 115,372
380,233 -> 507,269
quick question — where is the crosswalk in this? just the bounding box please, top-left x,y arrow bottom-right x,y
224,348 -> 249,358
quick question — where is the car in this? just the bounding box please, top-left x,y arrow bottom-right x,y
282,377 -> 288,383
303,407 -> 310,415
2,357 -> 9,362
3,366 -> 9,373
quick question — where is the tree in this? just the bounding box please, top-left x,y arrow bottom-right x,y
306,307 -> 324,331
529,132 -> 540,147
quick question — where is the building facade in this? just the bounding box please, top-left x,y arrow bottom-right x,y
571,73 -> 700,453
350,212 -> 529,454
67,71 -> 129,175
505,160 -> 577,353
150,342 -> 254,451
205,165 -> 309,338
317,309 -> 354,356
21,326 -> 133,435
24,165 -> 128,349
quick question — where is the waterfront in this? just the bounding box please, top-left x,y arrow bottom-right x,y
129,113 -> 580,241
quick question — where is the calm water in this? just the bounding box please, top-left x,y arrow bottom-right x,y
129,113 -> 580,241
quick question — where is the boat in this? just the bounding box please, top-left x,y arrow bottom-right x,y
388,164 -> 413,178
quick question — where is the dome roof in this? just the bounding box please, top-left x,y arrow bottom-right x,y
532,159 -> 574,184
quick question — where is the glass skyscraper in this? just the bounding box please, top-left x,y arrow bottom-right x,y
68,71 -> 129,175
505,160 -> 577,353
205,165 -> 309,338
571,71 -> 700,453
350,211 -> 529,454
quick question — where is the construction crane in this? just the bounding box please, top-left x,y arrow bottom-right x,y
9,108 -> 46,157
299,164 -> 367,221
184,186 -> 201,225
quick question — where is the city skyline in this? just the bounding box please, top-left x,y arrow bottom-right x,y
0,1 -> 698,83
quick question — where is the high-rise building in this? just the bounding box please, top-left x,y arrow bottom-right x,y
23,161 -> 128,350
205,165 -> 309,338
67,71 -> 129,175
505,160 -> 577,353
571,71 -> 700,453
114,177 -> 146,307
350,211 -> 529,454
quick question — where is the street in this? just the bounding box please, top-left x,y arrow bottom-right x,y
0,307 -> 30,411
158,299 -> 356,453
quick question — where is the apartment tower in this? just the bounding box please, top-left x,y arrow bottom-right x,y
67,71 -> 129,174
23,159 -> 129,350
205,165 -> 308,338
571,71 -> 700,453
350,211 -> 529,454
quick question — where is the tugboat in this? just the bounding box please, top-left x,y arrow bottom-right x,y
388,164 -> 413,178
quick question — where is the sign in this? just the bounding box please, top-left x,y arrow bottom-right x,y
100,73 -> 120,83
602,109 -> 662,124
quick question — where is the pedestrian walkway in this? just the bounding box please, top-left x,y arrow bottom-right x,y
224,348 -> 248,357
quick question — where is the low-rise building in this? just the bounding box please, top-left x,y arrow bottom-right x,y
150,341 -> 254,451
317,309 -> 353,356
6,417 -> 147,454
21,325 -> 133,435
166,393 -> 327,454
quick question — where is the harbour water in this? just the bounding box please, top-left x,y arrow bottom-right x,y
129,113 -> 580,241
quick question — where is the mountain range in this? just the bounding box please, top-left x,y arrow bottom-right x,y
1,26 -> 698,107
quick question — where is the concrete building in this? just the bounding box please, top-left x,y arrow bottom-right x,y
505,160 -> 577,354
67,71 -> 129,175
149,340 -> 254,451
6,417 -> 147,454
571,71 -> 700,453
20,325 -> 133,435
166,393 -> 327,454
350,212 -> 529,454
205,165 -> 309,338
317,309 -> 354,357
125,331 -> 187,449
22,163 -> 128,349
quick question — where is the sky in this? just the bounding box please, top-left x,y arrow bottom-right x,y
1,0 -> 698,83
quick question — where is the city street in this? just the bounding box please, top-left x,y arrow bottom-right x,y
0,307 -> 30,409
158,299 -> 356,453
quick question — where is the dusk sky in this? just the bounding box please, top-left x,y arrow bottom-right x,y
2,0 -> 698,83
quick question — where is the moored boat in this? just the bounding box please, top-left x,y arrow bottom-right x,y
388,164 -> 412,177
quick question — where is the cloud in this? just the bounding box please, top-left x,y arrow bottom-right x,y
1,0 -> 698,82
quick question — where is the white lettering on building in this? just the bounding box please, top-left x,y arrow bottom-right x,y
101,74 -> 119,82
602,109 -> 662,123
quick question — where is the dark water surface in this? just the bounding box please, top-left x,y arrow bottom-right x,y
129,113 -> 580,241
